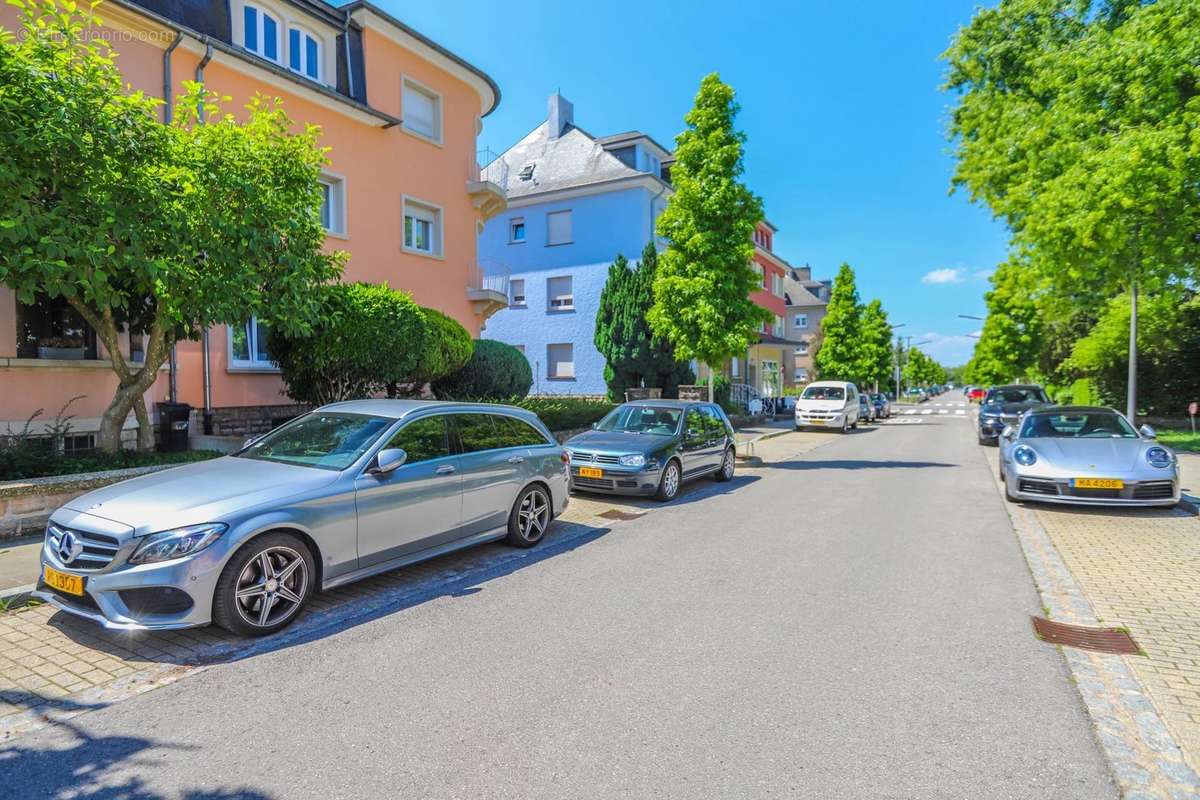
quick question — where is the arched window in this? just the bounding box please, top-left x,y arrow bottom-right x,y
242,4 -> 280,62
288,26 -> 321,81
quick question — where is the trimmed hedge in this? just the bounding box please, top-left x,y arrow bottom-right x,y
511,397 -> 615,432
1,448 -> 220,482
432,340 -> 532,401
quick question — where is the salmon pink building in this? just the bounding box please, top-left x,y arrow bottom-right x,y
0,0 -> 508,444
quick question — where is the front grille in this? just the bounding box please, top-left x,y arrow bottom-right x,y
1068,487 -> 1121,500
47,524 -> 121,571
572,476 -> 615,489
569,451 -> 621,465
1019,479 -> 1060,496
1133,481 -> 1175,500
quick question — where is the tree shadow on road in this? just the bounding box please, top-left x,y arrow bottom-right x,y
0,694 -> 274,799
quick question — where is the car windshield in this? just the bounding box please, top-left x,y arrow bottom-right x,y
1020,411 -> 1138,439
803,386 -> 845,400
985,387 -> 1049,404
235,412 -> 393,471
595,405 -> 682,435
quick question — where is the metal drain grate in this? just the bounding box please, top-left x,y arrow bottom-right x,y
1031,617 -> 1142,655
598,509 -> 646,521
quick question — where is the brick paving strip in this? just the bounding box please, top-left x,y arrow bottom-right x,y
982,449 -> 1200,799
0,432 -> 834,743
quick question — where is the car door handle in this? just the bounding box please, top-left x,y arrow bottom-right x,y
435,465 -> 456,475
506,456 -> 525,464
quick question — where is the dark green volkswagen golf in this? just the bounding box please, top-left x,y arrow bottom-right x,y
563,400 -> 737,501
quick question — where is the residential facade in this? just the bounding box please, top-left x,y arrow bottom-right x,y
0,0 -> 506,442
783,266 -> 832,386
478,94 -> 671,396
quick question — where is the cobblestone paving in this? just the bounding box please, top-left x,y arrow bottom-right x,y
0,431 -> 831,741
1033,503 -> 1200,777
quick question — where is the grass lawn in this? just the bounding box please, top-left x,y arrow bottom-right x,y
1157,429 -> 1200,454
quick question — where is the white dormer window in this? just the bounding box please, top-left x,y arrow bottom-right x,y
242,5 -> 280,62
402,77 -> 442,144
288,26 -> 321,81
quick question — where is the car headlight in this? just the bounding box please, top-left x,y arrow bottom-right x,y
619,454 -> 646,468
1146,446 -> 1173,469
129,523 -> 227,565
1013,445 -> 1037,467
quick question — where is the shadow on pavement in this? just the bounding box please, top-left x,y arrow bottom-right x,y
767,459 -> 958,471
41,518 -> 614,674
1022,500 -> 1198,519
0,704 -> 273,799
568,472 -> 761,510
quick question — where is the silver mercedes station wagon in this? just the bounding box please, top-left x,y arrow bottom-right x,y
36,400 -> 569,636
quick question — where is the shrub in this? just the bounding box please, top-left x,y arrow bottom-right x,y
272,282 -> 426,405
1,447 -> 220,481
404,308 -> 473,395
510,397 -> 615,432
432,340 -> 532,401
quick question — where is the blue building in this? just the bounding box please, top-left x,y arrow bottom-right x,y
479,93 -> 672,396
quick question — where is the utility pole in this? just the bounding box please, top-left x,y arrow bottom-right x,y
890,323 -> 906,401
1127,279 -> 1138,422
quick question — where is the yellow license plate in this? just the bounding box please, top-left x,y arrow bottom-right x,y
1074,478 -> 1124,489
808,419 -> 826,425
578,466 -> 604,479
43,565 -> 84,596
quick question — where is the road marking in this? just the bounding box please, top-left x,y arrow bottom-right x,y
921,409 -> 934,415
955,409 -> 966,415
938,409 -> 948,415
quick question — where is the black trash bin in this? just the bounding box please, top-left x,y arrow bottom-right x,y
156,402 -> 192,452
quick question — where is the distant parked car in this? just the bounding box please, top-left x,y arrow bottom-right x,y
871,393 -> 891,419
905,387 -> 928,403
999,407 -> 1180,507
858,393 -> 876,423
36,401 -> 570,636
795,381 -> 862,433
563,400 -> 736,502
977,384 -> 1052,446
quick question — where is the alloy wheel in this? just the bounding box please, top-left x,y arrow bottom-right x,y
663,463 -> 680,498
517,488 -> 551,542
234,546 -> 309,629
722,449 -> 734,479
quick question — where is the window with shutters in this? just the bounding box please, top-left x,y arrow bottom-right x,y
547,343 -> 575,380
546,276 -> 573,311
403,196 -> 442,257
402,77 -> 442,144
546,210 -> 572,245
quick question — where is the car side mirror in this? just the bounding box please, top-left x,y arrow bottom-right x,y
369,448 -> 407,475
1001,425 -> 1016,441
591,422 -> 599,430
1139,424 -> 1156,440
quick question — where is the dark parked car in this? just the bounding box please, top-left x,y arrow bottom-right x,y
871,393 -> 891,419
563,401 -> 736,501
858,393 -> 876,422
977,384 -> 1053,446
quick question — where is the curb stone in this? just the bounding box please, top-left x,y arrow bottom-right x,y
982,446 -> 1200,798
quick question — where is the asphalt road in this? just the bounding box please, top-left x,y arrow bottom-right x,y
1,413 -> 1115,799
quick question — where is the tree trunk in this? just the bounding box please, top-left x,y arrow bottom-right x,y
133,396 -> 155,452
707,364 -> 715,403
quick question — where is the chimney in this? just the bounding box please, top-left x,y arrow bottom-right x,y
547,92 -> 573,139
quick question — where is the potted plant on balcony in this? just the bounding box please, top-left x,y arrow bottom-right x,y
37,336 -> 86,360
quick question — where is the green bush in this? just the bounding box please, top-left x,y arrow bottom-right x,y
432,339 -> 532,401
510,397 -> 615,432
1,448 -> 220,481
271,282 -> 427,404
407,307 -> 473,393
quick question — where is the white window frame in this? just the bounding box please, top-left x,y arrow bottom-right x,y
794,313 -> 808,329
401,75 -> 443,145
287,24 -> 322,82
319,173 -> 346,237
228,317 -> 277,371
546,209 -> 572,246
547,343 -> 575,380
771,273 -> 783,297
510,278 -> 526,307
509,217 -> 526,244
239,3 -> 281,62
547,275 -> 574,311
773,315 -> 785,337
795,342 -> 809,356
402,195 -> 443,258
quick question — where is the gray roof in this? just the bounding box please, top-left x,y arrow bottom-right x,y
594,130 -> 674,156
496,122 -> 668,200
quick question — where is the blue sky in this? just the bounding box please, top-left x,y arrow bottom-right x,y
376,0 -> 1009,366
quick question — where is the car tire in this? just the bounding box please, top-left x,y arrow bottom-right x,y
713,447 -> 735,482
505,483 -> 552,548
840,416 -> 850,434
1003,472 -> 1020,503
656,459 -> 682,501
212,532 -> 315,637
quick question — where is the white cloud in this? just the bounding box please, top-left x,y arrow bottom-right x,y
921,268 -> 966,285
915,331 -> 977,366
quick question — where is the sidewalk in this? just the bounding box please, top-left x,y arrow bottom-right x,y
0,536 -> 39,597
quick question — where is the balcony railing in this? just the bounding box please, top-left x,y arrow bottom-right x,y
476,148 -> 509,192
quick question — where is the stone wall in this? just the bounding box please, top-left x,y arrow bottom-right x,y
206,404 -> 311,437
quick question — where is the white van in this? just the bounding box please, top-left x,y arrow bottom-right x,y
794,381 -> 861,433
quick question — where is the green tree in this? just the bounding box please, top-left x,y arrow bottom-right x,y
814,264 -> 863,383
271,283 -> 426,405
964,259 -> 1043,386
858,299 -> 894,391
904,348 -> 946,388
648,73 -> 768,402
945,0 -> 1200,416
432,339 -> 533,401
595,244 -> 694,401
0,0 -> 342,451
405,308 -> 473,396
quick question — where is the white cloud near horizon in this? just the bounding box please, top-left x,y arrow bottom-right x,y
921,268 -> 966,285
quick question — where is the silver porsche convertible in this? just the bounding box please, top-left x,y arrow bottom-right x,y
998,406 -> 1180,507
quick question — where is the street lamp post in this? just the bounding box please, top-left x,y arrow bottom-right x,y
890,324 -> 906,401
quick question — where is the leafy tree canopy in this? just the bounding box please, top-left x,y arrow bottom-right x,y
432,339 -> 533,401
814,264 -> 863,382
858,298 -> 894,390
